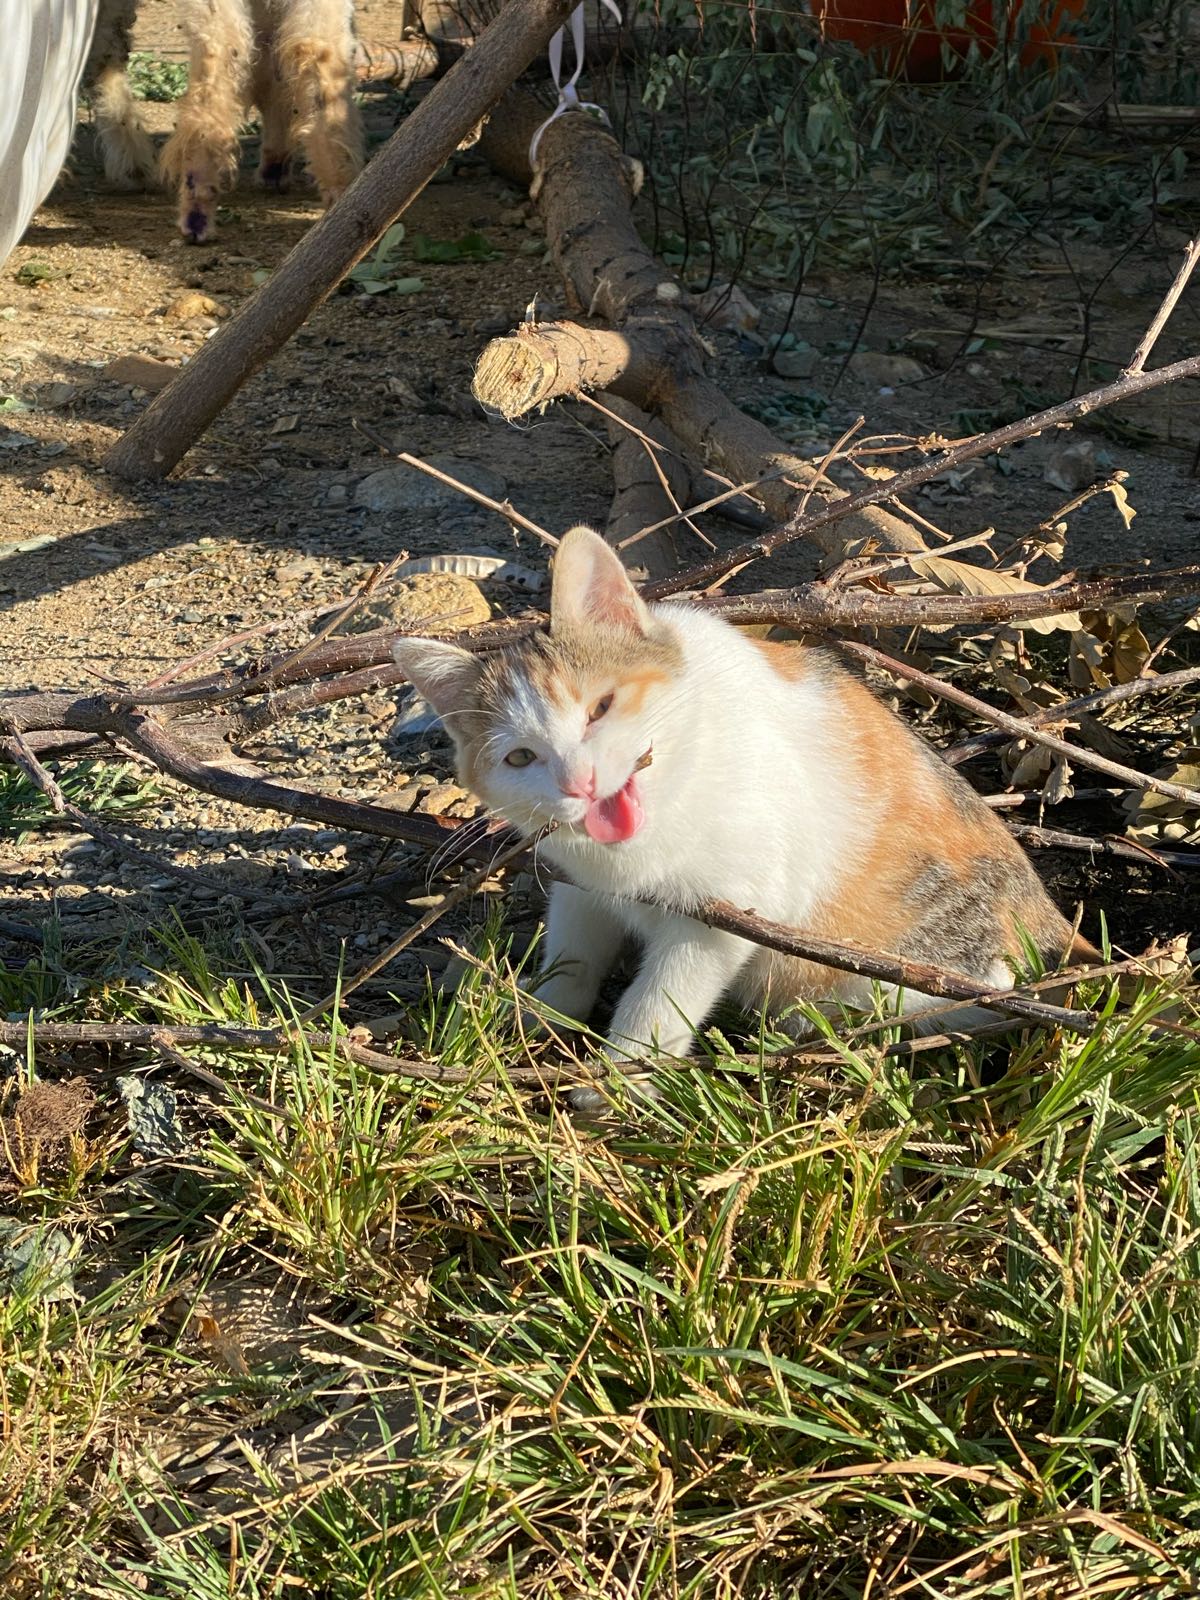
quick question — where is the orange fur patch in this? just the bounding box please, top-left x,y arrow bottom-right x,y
751,668 -> 1074,1005
751,638 -> 807,681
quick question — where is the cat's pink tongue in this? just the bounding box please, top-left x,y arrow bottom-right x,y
583,774 -> 644,844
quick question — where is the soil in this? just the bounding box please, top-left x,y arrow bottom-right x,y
1,0 -> 1197,1004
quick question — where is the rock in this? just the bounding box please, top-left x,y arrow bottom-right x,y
771,344 -> 819,380
340,571 -> 491,634
1043,438 -> 1097,493
34,382 -> 79,409
847,351 -> 926,388
163,291 -> 225,321
325,483 -> 348,506
471,309 -> 510,337
354,455 -> 507,513
692,282 -> 760,332
103,353 -> 177,392
274,556 -> 321,584
384,375 -> 426,408
421,781 -> 470,816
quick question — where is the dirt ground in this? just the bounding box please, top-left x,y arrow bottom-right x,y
1,0 -> 1198,1000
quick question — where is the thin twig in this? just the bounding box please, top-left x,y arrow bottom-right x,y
1005,820 -> 1192,873
1124,238 -> 1200,376
297,829 -> 540,1024
0,1017 -> 576,1086
643,349 -> 1200,600
91,563 -> 1200,713
352,419 -> 559,548
835,638 -> 1200,809
578,391 -> 714,548
617,468 -> 788,550
2,732 -> 296,909
944,663 -> 1200,766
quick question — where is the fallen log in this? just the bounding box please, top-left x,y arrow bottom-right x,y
473,107 -> 929,561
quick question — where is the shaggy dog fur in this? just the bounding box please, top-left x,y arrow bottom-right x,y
85,0 -> 157,187
87,0 -> 363,242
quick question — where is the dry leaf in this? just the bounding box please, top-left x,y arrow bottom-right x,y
907,555 -> 1081,634
1045,754 -> 1074,806
1069,627 -> 1109,689
1124,749 -> 1200,844
1112,622 -> 1151,684
1005,739 -> 1052,788
1107,477 -> 1137,529
270,413 -> 299,435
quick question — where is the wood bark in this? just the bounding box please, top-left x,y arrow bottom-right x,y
103,0 -> 579,481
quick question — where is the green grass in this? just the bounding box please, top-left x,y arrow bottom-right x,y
0,759 -> 158,842
125,53 -> 189,103
1,918 -> 1198,1597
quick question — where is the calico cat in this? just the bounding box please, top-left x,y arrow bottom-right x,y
394,525 -> 1092,1067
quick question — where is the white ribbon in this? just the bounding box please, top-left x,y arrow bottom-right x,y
528,0 -> 622,168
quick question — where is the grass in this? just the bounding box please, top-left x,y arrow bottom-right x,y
0,759 -> 158,843
1,912 -> 1198,1598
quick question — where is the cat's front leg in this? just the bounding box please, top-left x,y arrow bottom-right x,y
606,919 -> 752,1062
531,882 -> 625,1028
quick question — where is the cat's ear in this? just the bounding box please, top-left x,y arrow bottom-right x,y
392,637 -> 482,724
551,525 -> 651,635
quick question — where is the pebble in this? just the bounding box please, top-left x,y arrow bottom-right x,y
1043,438 -> 1097,493
771,344 -> 819,380
847,351 -> 926,387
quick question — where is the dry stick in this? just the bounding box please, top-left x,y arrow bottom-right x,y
1124,238 -> 1200,376
98,564 -> 1200,712
1005,820 -> 1194,872
642,350 -> 1200,601
9,693 -> 1190,1044
296,830 -> 540,1024
103,0 -> 580,481
4,701 -> 1121,1037
679,899 -> 1101,1035
352,420 -> 559,547
945,663 -> 1200,766
577,392 -> 713,551
617,467 -> 789,550
0,1018 -> 565,1086
836,637 -> 1200,809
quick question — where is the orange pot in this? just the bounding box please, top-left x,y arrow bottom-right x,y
814,0 -> 1085,79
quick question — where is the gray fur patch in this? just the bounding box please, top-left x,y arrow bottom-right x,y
898,854 -> 1048,978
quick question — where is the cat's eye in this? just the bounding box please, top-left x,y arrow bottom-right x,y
505,747 -> 537,768
589,693 -> 614,723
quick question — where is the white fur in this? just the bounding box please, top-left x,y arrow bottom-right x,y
531,606 -> 862,1059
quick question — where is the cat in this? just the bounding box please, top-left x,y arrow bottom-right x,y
394,524 -> 1095,1080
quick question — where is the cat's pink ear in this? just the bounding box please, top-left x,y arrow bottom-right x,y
551,525 -> 651,634
392,638 -> 482,724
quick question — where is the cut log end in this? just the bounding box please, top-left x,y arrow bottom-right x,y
472,333 -> 558,419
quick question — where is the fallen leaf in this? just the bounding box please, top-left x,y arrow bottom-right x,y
0,1218 -> 75,1301
270,413 -> 299,434
907,555 -> 1081,634
1107,478 -> 1137,529
1112,622 -> 1151,683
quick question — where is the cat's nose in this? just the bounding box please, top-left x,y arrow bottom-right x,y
560,766 -> 595,799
